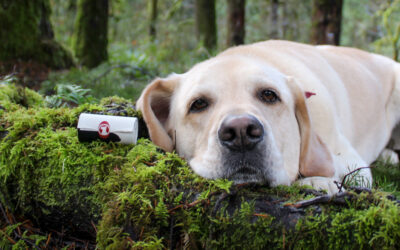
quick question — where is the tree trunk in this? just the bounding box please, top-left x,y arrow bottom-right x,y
226,0 -> 246,47
73,0 -> 109,68
270,0 -> 279,39
195,0 -> 217,50
148,0 -> 158,41
311,0 -> 343,45
0,0 -> 74,70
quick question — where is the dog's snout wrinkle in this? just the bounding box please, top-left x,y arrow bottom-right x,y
218,114 -> 264,151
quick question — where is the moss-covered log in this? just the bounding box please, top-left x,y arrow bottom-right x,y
0,0 -> 74,70
73,0 -> 109,68
1,84 -> 400,249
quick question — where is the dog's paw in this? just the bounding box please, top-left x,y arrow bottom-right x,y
379,148 -> 399,164
296,177 -> 340,195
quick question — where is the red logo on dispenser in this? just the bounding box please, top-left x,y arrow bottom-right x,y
98,121 -> 110,139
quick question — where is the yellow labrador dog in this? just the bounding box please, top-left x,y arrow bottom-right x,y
137,40 -> 400,194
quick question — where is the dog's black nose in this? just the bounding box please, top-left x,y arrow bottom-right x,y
218,114 -> 264,151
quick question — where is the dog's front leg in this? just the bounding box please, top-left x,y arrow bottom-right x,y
297,135 -> 373,195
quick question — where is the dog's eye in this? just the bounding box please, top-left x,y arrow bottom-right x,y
259,89 -> 280,104
189,98 -> 209,113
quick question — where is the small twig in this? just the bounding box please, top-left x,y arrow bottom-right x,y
143,161 -> 155,166
139,226 -> 144,241
336,166 -> 374,192
168,193 -> 217,214
285,195 -> 333,208
45,233 -> 52,248
91,220 -> 98,234
0,229 -> 17,244
168,204 -> 184,214
0,202 -> 11,225
253,213 -> 270,218
286,191 -> 356,209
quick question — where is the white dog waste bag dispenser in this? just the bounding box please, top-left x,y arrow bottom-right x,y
77,113 -> 139,144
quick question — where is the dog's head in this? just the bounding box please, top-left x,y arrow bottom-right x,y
137,55 -> 334,186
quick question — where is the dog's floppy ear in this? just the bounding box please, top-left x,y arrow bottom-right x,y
136,75 -> 180,152
286,77 -> 335,177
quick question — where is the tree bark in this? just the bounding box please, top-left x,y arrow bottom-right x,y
311,0 -> 343,45
73,0 -> 109,68
226,0 -> 246,47
148,0 -> 158,41
195,0 -> 217,50
0,0 -> 74,70
270,0 -> 279,39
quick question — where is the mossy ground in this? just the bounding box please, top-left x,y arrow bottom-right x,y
1,84 -> 400,249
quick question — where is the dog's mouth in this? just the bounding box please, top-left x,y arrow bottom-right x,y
224,162 -> 267,184
235,167 -> 258,176
227,168 -> 265,184
221,144 -> 269,180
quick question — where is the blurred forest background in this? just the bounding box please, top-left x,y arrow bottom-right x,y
1,0 -> 400,104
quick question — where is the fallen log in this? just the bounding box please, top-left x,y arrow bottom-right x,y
1,84 -> 400,249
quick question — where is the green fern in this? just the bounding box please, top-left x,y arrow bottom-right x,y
45,84 -> 96,108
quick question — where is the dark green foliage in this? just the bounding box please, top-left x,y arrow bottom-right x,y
1,84 -> 400,249
0,0 -> 74,69
44,84 -> 96,108
40,55 -> 155,100
73,0 -> 109,68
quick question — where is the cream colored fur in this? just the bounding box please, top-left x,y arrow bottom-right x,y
137,40 -> 400,194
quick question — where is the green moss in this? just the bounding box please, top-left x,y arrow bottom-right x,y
1,86 -> 400,249
293,195 -> 400,249
0,84 -> 44,110
0,86 -> 135,244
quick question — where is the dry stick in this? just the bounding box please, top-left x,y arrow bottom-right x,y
0,229 -> 17,244
253,213 -> 270,218
45,233 -> 52,248
289,166 -> 377,209
168,192 -> 218,214
335,166 -> 374,193
286,191 -> 356,209
0,202 -> 11,225
91,220 -> 98,234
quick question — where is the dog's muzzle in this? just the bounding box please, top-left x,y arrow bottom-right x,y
217,114 -> 272,184
218,114 -> 264,151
